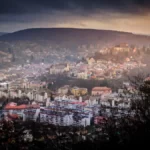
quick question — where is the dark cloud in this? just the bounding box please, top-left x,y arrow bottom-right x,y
0,0 -> 150,15
1,0 -> 150,33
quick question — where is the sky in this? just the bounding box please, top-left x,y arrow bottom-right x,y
0,0 -> 150,34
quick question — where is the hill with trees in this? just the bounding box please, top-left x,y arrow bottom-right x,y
0,28 -> 150,46
0,28 -> 150,66
0,32 -> 7,36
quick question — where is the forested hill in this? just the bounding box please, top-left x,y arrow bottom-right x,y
0,28 -> 150,46
0,32 -> 7,36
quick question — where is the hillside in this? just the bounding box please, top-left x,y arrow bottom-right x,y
0,28 -> 150,46
0,32 -> 7,36
0,28 -> 150,65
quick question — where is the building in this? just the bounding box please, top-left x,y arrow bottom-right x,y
91,87 -> 112,96
100,98 -> 130,109
86,57 -> 95,65
40,99 -> 92,127
77,72 -> 88,79
3,102 -> 40,121
0,82 -> 8,90
0,89 -> 51,102
58,85 -> 70,95
71,87 -> 88,96
0,73 -> 6,81
50,64 -> 70,74
112,43 -> 130,54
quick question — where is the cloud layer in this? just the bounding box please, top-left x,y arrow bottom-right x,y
0,0 -> 150,33
1,0 -> 150,14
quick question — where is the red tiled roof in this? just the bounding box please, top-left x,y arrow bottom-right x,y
5,104 -> 27,110
4,104 -> 40,110
92,87 -> 111,91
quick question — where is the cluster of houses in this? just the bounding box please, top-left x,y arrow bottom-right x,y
0,43 -> 143,127
58,85 -> 88,96
0,88 -> 50,102
47,44 -> 146,80
48,59 -> 145,81
99,43 -> 131,54
1,98 -> 97,127
0,80 -> 134,126
49,63 -> 70,74
68,58 -> 146,80
0,50 -> 12,63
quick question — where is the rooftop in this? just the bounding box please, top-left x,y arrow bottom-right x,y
92,87 -> 112,91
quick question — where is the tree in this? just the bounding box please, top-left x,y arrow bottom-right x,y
12,53 -> 16,62
128,74 -> 150,121
8,48 -> 12,54
30,55 -> 34,62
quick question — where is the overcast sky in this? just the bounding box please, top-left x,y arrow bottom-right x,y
1,0 -> 150,34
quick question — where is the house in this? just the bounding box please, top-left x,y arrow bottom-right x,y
0,73 -> 6,81
28,91 -> 49,102
50,64 -> 70,74
86,57 -> 95,65
58,85 -> 70,95
54,95 -> 76,101
0,82 -> 8,90
91,87 -> 112,96
77,72 -> 88,79
28,81 -> 43,89
100,98 -> 130,109
113,43 -> 130,53
99,48 -> 110,54
70,87 -> 88,96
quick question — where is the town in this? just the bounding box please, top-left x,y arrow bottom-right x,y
1,0 -> 150,149
0,43 -> 148,125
